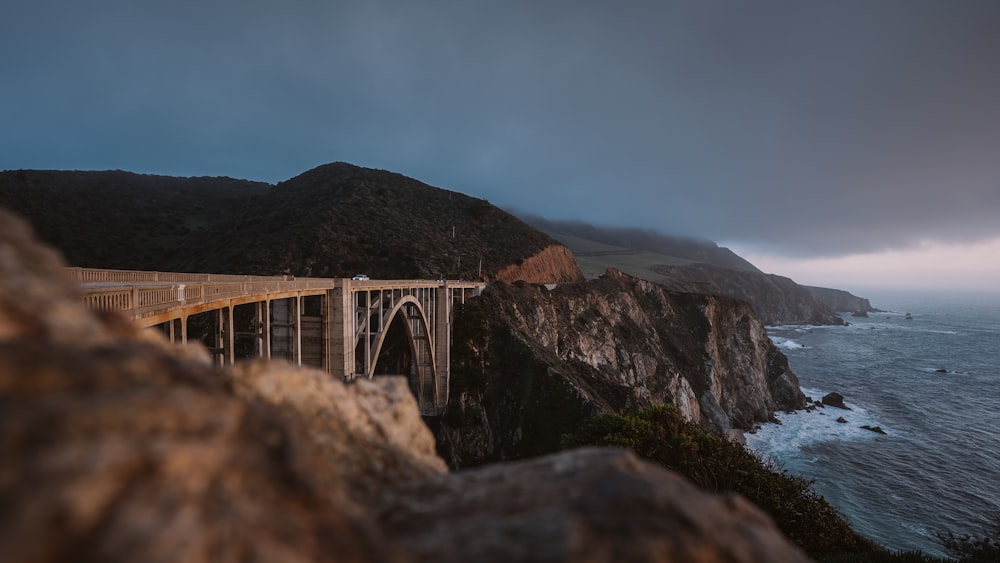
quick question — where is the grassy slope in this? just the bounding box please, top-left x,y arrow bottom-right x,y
547,230 -> 697,281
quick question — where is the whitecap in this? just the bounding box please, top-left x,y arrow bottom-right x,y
770,336 -> 807,350
745,387 -> 891,461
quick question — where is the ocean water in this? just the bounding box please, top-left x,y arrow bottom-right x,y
746,291 -> 1000,557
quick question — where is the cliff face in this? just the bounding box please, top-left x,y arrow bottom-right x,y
492,244 -> 584,284
805,286 -> 876,314
653,264 -> 845,325
436,269 -> 805,468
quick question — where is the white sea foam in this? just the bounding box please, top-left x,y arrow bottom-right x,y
770,336 -> 807,350
744,387 -> 889,460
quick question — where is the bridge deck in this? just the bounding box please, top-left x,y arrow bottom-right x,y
69,267 -> 483,326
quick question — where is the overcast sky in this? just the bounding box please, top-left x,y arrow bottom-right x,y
3,1 -> 999,291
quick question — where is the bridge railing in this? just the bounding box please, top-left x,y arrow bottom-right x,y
82,286 -> 135,311
65,267 -> 302,284
72,267 -> 486,323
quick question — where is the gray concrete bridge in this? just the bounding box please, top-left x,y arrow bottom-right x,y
70,268 -> 485,416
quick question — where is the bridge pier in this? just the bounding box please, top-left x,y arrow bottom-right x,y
434,285 -> 450,411
326,280 -> 353,380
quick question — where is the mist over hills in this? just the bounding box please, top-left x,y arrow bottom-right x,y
518,214 -> 872,325
518,213 -> 761,274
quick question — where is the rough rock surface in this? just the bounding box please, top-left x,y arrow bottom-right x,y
0,209 -> 394,562
378,448 -> 810,563
227,361 -> 447,508
437,269 -> 806,467
822,392 -> 852,410
493,244 -> 584,284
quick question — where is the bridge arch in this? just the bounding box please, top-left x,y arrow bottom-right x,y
363,295 -> 437,406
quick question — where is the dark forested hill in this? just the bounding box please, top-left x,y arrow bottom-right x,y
171,163 -> 577,280
0,169 -> 269,270
0,163 -> 581,282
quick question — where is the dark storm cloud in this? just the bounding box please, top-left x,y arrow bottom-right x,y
3,0 -> 999,257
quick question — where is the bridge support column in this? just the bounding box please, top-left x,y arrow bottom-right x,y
326,280 -> 353,380
180,315 -> 187,345
434,285 -> 451,412
294,295 -> 302,367
216,305 -> 235,366
262,299 -> 271,359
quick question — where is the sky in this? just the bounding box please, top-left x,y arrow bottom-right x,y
2,1 -> 999,293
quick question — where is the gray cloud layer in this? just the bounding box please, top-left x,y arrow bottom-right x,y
3,1 -> 999,257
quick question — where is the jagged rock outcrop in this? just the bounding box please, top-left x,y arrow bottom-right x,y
492,243 -> 584,283
804,286 -> 877,315
437,268 -> 805,467
0,207 -> 812,562
653,264 -> 845,325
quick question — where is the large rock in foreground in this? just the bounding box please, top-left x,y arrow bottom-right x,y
379,447 -> 809,563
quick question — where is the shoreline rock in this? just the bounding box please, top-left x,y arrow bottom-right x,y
821,392 -> 852,410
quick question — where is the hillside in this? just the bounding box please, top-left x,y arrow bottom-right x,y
0,169 -> 268,270
174,163 -> 580,281
522,216 -> 849,325
520,214 -> 761,277
0,164 -> 582,282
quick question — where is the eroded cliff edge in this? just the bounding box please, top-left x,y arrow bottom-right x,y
492,243 -> 583,283
435,268 -> 805,469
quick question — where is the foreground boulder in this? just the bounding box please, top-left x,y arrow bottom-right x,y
378,448 -> 810,563
0,209 -> 396,562
0,207 -> 811,562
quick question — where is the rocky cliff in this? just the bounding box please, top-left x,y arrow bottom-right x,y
436,269 -> 805,468
805,286 -> 878,315
0,207 -> 811,562
653,264 -> 846,325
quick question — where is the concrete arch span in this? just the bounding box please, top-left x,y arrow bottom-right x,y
366,296 -> 438,409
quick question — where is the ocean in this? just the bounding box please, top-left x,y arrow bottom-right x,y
745,290 -> 1000,557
